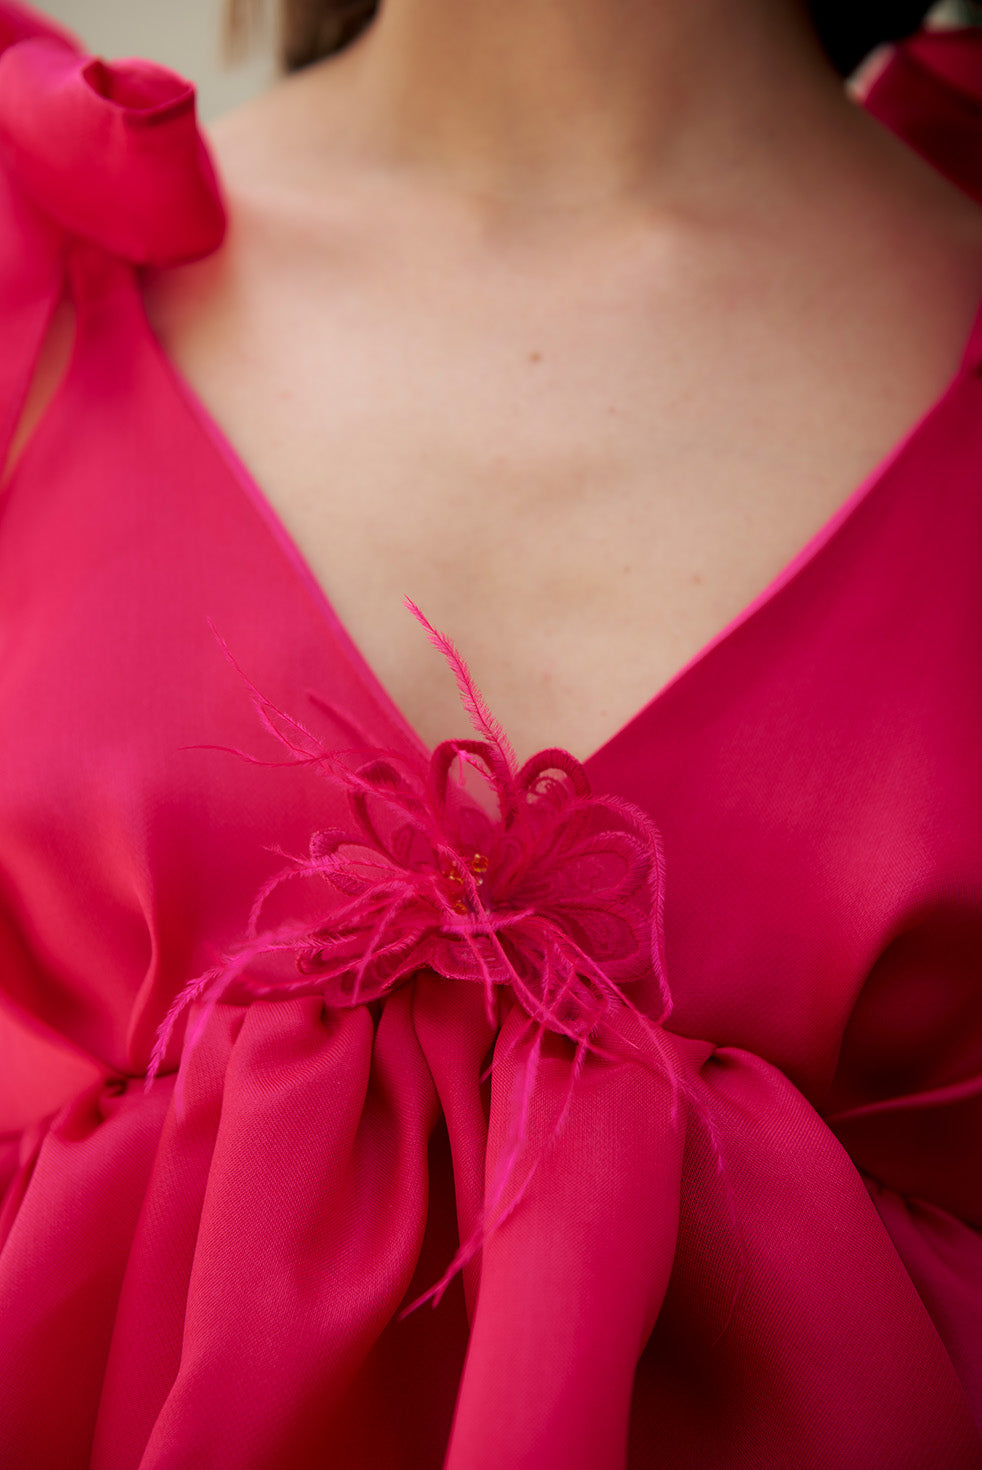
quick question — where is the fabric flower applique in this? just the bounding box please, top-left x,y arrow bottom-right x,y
150,602 -> 683,1304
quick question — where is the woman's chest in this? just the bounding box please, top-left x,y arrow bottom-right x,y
141,209 -> 982,764
2,262 -> 982,1084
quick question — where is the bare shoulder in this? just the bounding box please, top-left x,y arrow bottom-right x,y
143,49 -> 382,353
201,46 -> 377,229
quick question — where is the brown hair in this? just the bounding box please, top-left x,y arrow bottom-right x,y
225,0 -> 378,73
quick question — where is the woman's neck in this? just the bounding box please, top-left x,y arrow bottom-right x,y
318,0 -> 845,213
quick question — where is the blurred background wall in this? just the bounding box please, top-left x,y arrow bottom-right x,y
27,1 -> 973,123
31,0 -> 276,120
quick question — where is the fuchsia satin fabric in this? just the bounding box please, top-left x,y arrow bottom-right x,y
0,3 -> 980,1465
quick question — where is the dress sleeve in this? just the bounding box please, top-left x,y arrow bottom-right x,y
0,11 -> 68,478
863,26 -> 982,203
0,0 -> 225,474
823,936 -> 982,1429
848,29 -> 982,1417
0,1 -> 227,1136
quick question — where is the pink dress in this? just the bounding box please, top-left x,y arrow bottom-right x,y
0,3 -> 980,1464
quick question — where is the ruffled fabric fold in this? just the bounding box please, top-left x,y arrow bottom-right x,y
1,985 -> 977,1469
0,2 -> 224,267
0,0 -> 225,478
863,27 -> 982,203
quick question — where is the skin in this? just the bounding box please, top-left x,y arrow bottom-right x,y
16,1 -> 982,762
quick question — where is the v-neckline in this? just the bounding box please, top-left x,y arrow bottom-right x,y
150,282 -> 982,772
